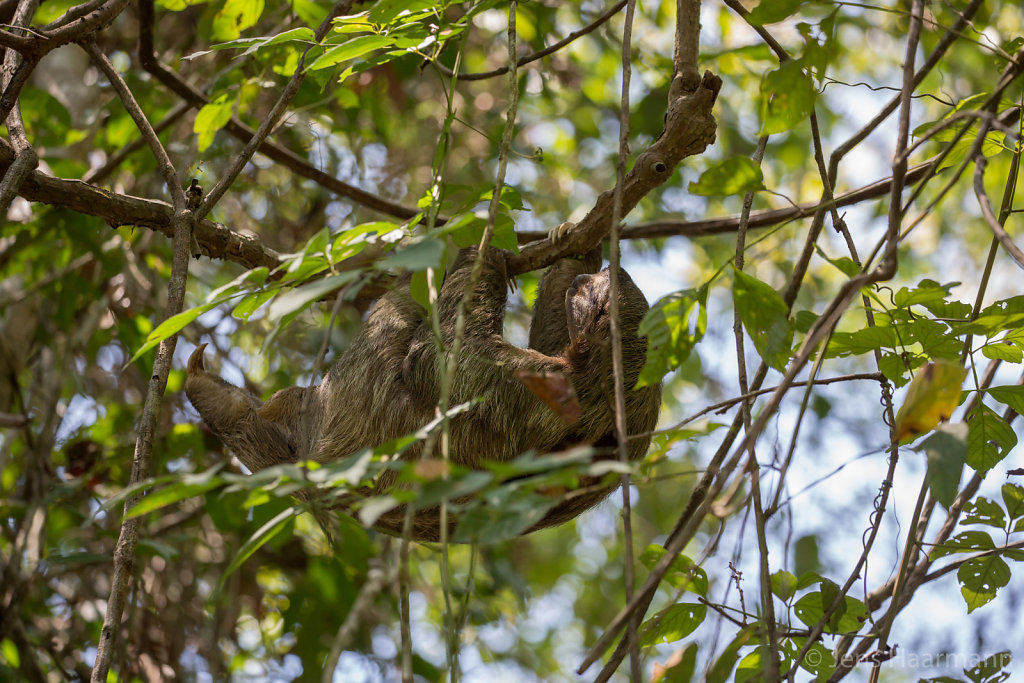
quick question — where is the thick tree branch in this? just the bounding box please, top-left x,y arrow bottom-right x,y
515,159 -> 937,244
0,0 -> 129,56
0,0 -> 38,216
0,138 -> 280,269
508,70 -> 719,276
670,0 -> 702,98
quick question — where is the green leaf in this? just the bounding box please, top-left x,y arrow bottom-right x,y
266,271 -> 360,322
793,591 -> 868,635
827,326 -> 900,357
688,156 -> 765,196
637,285 -> 708,387
654,643 -> 697,683
733,268 -> 793,371
759,60 -> 816,135
736,647 -> 777,683
0,638 -> 20,668
962,496 -> 1006,529
125,477 -> 220,519
376,237 -> 446,271
954,295 -> 1024,336
966,404 -> 1018,473
793,536 -> 822,579
208,26 -> 315,55
706,626 -> 756,683
130,300 -> 221,362
639,546 -> 709,597
958,554 -> 1010,612
193,94 -> 233,152
785,637 -> 836,681
368,0 -> 438,25
988,385 -> 1024,414
919,422 -> 967,508
771,570 -> 799,601
452,490 -> 554,542
982,341 -> 1023,362
232,290 -> 275,321
308,35 -> 394,70
964,652 -> 1012,683
930,530 -> 995,560
892,279 -> 956,308
1002,483 -> 1024,521
639,603 -> 706,647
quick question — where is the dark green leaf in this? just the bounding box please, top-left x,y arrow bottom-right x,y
1002,484 -> 1024,521
962,497 -> 1006,529
746,0 -> 805,25
639,603 -> 706,646
930,530 -> 995,560
919,422 -> 967,509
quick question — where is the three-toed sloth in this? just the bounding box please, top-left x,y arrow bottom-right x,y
186,246 -> 661,541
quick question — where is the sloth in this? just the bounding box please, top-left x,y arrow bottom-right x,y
186,246 -> 661,541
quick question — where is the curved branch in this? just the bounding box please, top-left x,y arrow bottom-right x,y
974,155 -> 1024,269
508,70 -> 720,276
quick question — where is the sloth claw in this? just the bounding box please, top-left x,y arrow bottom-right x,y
188,343 -> 208,374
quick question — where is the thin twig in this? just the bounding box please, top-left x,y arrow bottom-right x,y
321,560 -> 394,683
197,1 -> 354,220
435,0 -> 626,81
81,40 -> 185,209
91,205 -> 192,683
84,101 -> 190,184
973,156 -> 1024,269
607,0 -> 640,677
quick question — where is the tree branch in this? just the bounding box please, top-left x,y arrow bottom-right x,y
508,70 -> 719,276
0,138 -> 280,269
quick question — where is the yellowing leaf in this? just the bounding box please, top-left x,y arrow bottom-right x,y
894,360 -> 968,441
